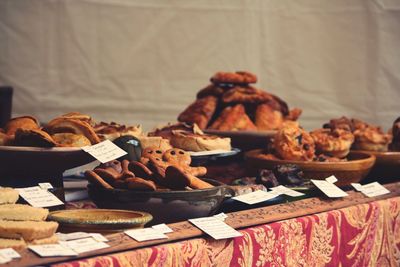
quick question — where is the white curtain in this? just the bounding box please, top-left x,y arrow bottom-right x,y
0,0 -> 399,131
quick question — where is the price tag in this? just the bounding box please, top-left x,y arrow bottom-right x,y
311,178 -> 348,198
189,217 -> 242,240
326,176 -> 338,184
152,224 -> 173,234
56,232 -> 92,241
0,255 -> 11,264
82,140 -> 127,163
60,238 -> 109,254
352,182 -> 390,197
0,248 -> 21,259
270,185 -> 304,197
38,183 -> 53,190
17,186 -> 63,207
232,190 -> 280,205
90,233 -> 109,242
351,183 -> 364,191
125,228 -> 168,242
213,212 -> 228,221
28,244 -> 77,257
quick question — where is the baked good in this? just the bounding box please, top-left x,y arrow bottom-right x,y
51,133 -> 91,147
0,220 -> 58,241
196,84 -> 227,99
323,116 -> 355,132
13,128 -> 57,147
59,112 -> 93,125
45,118 -> 100,144
0,237 -> 26,249
210,71 -> 257,84
310,128 -> 354,158
255,103 -> 284,130
165,166 -> 213,190
273,122 -> 315,161
0,188 -> 19,204
0,204 -> 49,221
209,104 -> 257,131
162,148 -> 192,166
138,136 -> 172,151
170,130 -> 231,152
0,131 -> 12,146
177,95 -> 218,129
148,122 -> 198,140
94,121 -> 142,141
28,234 -> 58,245
389,117 -> 400,151
126,177 -> 157,191
85,170 -> 114,189
4,116 -> 39,135
221,86 -> 273,104
353,126 -> 392,152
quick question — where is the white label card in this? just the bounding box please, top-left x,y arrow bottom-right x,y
82,140 -> 127,163
213,212 -> 228,221
354,182 -> 390,197
270,185 -> 305,197
60,238 -> 109,254
125,228 -> 168,242
351,183 -> 364,191
90,233 -> 109,242
232,190 -> 280,205
311,179 -> 348,198
152,224 -> 173,234
0,255 -> 11,264
17,186 -> 63,207
28,244 -> 77,257
38,183 -> 53,190
0,248 -> 21,259
56,232 -> 91,241
326,176 -> 338,184
189,217 -> 242,240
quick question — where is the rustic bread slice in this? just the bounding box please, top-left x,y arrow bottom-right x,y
28,234 -> 58,245
0,204 -> 49,221
0,237 -> 27,249
0,188 -> 19,204
0,220 -> 58,241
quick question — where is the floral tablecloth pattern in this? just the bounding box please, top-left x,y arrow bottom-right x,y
54,196 -> 400,267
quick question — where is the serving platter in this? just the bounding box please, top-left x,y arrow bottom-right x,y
245,150 -> 376,186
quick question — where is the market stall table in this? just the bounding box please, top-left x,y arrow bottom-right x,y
2,182 -> 399,267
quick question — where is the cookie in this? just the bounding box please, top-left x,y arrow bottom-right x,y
162,148 -> 191,166
210,71 -> 257,85
126,177 -> 157,191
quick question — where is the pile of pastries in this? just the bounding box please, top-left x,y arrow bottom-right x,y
259,116 -> 399,162
85,147 -> 213,191
178,71 -> 302,131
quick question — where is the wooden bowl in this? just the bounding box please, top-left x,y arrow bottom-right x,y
245,150 -> 376,186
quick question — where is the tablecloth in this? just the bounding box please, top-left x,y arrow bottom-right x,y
54,196 -> 400,267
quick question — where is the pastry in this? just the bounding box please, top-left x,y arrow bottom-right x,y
0,220 -> 58,241
177,95 -> 218,129
138,136 -> 172,151
0,237 -> 27,249
13,128 -> 57,147
209,104 -> 257,131
255,103 -> 284,130
45,118 -> 100,144
273,122 -> 315,161
51,133 -> 91,147
310,128 -> 354,158
196,84 -> 227,99
221,86 -> 273,104
148,122 -> 198,140
170,130 -> 231,152
59,112 -> 93,125
323,116 -> 355,132
164,166 -> 213,190
210,71 -> 257,84
0,204 -> 49,221
94,121 -> 142,141
353,126 -> 392,152
4,116 -> 39,135
0,188 -> 19,204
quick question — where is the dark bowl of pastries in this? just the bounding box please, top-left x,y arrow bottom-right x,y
177,71 -> 301,150
85,147 -> 233,225
245,121 -> 376,186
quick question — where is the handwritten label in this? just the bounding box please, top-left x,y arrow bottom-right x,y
152,224 -> 173,234
0,248 -> 20,259
232,190 -> 280,205
82,140 -> 127,163
90,233 -> 109,242
38,183 -> 53,190
0,255 -> 11,264
17,186 -> 63,207
352,182 -> 390,197
28,244 -> 77,257
57,232 -> 91,241
270,185 -> 304,197
311,178 -> 348,198
60,238 -> 109,254
125,228 -> 168,242
213,212 -> 228,221
326,176 -> 338,184
189,217 -> 242,240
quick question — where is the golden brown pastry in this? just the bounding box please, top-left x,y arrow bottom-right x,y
255,103 -> 284,130
94,121 -> 142,141
51,133 -> 91,147
310,128 -> 354,158
170,130 -> 231,152
210,71 -> 257,85
353,126 -> 392,152
209,104 -> 257,131
45,118 -> 100,144
177,95 -> 218,129
389,117 -> 400,151
13,129 -> 57,147
5,116 -> 39,135
59,112 -> 93,125
323,116 -> 355,132
221,86 -> 273,104
196,84 -> 227,99
273,122 -> 315,161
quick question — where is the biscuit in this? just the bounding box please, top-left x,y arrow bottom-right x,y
210,71 -> 257,84
162,148 -> 191,166
126,177 -> 157,191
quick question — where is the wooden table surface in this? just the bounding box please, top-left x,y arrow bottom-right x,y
2,182 -> 399,267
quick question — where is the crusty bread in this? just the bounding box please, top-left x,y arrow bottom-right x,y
170,130 -> 231,152
28,234 -> 58,245
139,136 -> 172,150
0,204 -> 49,221
0,220 -> 58,241
0,188 -> 19,205
0,237 -> 27,249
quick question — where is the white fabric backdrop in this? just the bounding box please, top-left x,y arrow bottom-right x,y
0,0 -> 399,131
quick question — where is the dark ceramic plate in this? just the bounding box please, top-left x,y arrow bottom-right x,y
88,179 -> 234,225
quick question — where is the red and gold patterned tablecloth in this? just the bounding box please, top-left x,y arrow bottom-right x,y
54,196 -> 400,267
